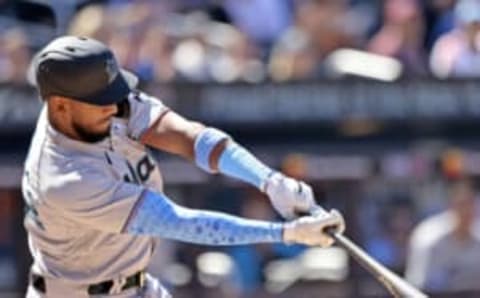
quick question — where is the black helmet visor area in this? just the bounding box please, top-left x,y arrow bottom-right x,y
27,36 -> 138,105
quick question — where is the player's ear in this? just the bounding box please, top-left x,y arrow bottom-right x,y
48,95 -> 70,113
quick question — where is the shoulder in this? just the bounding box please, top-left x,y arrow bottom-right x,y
433,30 -> 465,47
431,30 -> 465,60
126,90 -> 169,140
127,90 -> 166,111
409,211 -> 454,250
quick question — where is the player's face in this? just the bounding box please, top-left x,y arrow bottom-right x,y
69,100 -> 118,143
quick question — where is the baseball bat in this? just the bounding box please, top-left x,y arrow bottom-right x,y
312,207 -> 428,298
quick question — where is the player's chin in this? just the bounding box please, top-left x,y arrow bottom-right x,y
96,120 -> 112,134
76,126 -> 110,143
97,124 -> 111,138
90,131 -> 110,143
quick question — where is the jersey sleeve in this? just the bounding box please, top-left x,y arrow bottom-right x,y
126,91 -> 169,140
44,161 -> 144,233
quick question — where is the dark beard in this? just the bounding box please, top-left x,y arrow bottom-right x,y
72,122 -> 110,143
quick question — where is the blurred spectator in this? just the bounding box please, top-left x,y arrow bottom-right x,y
0,28 -> 30,84
171,12 -> 212,82
268,27 -> 318,81
348,0 -> 384,32
135,24 -> 175,82
441,148 -> 466,180
269,0 -> 359,81
424,0 -> 457,49
108,29 -> 137,70
280,153 -> 309,180
170,13 -> 266,83
430,0 -> 480,78
367,0 -> 428,76
67,4 -> 110,41
405,179 -> 480,292
0,190 -> 18,287
110,2 -> 158,67
365,199 -> 415,272
10,0 -> 480,83
205,22 -> 266,83
222,0 -> 292,50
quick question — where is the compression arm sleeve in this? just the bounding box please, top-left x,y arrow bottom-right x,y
194,128 -> 273,191
124,189 -> 284,245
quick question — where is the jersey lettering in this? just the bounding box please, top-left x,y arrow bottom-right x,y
123,155 -> 155,184
137,155 -> 155,182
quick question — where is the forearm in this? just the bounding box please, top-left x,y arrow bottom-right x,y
195,128 -> 274,191
125,190 -> 284,245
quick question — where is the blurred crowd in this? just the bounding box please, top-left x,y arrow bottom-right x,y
2,0 -> 480,84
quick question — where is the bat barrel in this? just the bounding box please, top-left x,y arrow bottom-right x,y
327,230 -> 428,298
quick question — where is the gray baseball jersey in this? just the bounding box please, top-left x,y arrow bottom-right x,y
405,211 -> 480,291
22,91 -> 168,289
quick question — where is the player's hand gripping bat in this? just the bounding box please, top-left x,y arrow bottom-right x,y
310,207 -> 428,298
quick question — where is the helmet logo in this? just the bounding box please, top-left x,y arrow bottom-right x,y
105,58 -> 117,83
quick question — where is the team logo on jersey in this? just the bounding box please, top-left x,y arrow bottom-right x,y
105,58 -> 118,83
123,155 -> 155,184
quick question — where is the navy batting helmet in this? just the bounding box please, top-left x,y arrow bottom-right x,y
28,36 -> 138,106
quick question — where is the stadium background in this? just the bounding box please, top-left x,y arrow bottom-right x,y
1,0 -> 480,297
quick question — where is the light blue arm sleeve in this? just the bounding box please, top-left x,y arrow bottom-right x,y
194,128 -> 273,191
217,141 -> 273,191
125,190 -> 284,245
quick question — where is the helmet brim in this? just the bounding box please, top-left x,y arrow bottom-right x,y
27,53 -> 139,106
82,68 -> 139,106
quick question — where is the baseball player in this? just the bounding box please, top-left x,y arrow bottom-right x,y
22,36 -> 345,298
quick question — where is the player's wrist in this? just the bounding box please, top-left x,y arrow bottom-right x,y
259,170 -> 277,193
282,221 -> 296,244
